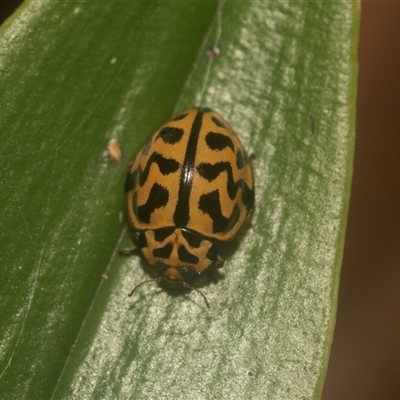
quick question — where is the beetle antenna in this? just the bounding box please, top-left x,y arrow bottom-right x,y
128,278 -> 210,308
181,282 -> 210,308
128,277 -> 162,297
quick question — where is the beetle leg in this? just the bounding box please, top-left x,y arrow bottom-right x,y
214,255 -> 224,269
119,247 -> 140,256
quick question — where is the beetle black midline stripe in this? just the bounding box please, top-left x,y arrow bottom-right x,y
173,109 -> 204,228
124,107 -> 254,307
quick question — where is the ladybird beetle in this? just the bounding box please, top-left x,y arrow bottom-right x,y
124,107 -> 254,307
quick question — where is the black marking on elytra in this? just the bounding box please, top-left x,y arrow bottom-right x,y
199,190 -> 240,233
153,227 -> 175,242
125,170 -> 136,193
153,243 -> 173,259
154,153 -> 180,176
173,109 -> 204,227
178,246 -> 199,265
172,112 -> 189,122
242,184 -> 255,211
181,229 -> 202,248
157,126 -> 184,144
198,161 -> 250,201
136,183 -> 168,224
211,115 -> 228,130
205,132 -> 234,152
236,149 -> 246,169
138,152 -> 179,185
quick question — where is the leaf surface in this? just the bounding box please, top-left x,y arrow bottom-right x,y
0,1 -> 359,399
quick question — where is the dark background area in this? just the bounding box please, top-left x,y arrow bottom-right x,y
323,3 -> 400,399
0,1 -> 19,25
1,2 -> 399,398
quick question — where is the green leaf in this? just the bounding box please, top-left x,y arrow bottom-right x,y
0,1 -> 359,399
